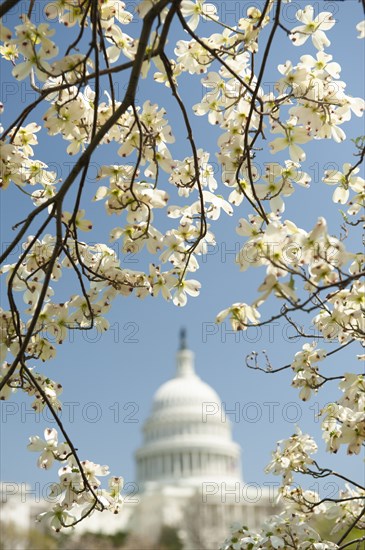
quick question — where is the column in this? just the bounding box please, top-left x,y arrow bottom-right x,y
192,451 -> 199,473
183,452 -> 189,475
173,453 -> 180,476
157,455 -> 163,477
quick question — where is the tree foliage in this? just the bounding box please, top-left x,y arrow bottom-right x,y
0,0 -> 364,547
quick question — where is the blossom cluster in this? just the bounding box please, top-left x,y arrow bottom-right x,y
321,373 -> 365,455
222,425 -> 365,548
265,427 -> 318,487
291,342 -> 327,401
220,483 -> 365,549
221,515 -> 339,550
28,428 -> 124,530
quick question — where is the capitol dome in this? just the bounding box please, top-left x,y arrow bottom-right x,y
135,331 -> 242,488
152,368 -> 220,410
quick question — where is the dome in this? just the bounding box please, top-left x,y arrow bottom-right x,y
135,331 -> 242,488
152,363 -> 220,410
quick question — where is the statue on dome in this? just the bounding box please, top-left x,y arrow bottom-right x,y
179,327 -> 187,350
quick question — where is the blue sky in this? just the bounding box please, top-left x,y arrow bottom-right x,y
0,0 -> 364,507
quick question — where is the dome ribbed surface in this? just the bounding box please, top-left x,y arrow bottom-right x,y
153,375 -> 220,409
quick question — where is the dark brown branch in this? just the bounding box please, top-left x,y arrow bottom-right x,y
24,367 -> 104,523
337,505 -> 365,546
0,0 -> 21,18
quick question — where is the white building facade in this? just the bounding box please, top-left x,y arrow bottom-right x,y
128,332 -> 278,548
